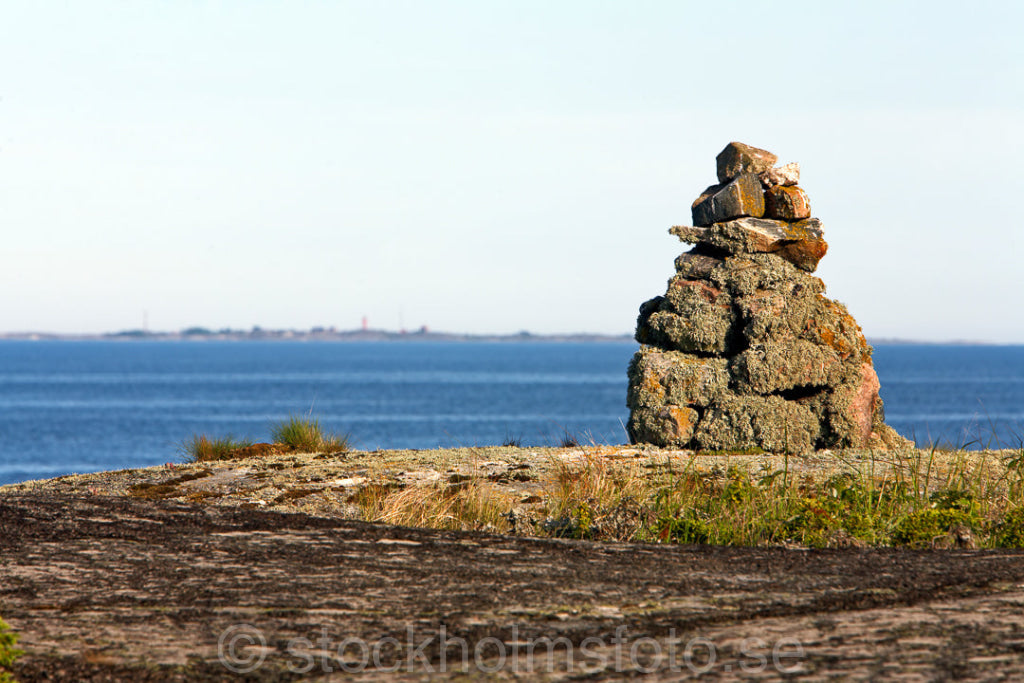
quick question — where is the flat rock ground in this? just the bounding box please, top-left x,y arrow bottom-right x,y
3,447 -> 1024,680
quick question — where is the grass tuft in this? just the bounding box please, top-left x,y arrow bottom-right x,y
271,415 -> 350,453
558,429 -> 581,448
502,432 -> 524,448
353,480 -> 516,533
544,453 -> 649,540
181,435 -> 253,463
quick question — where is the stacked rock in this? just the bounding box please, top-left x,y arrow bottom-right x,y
627,142 -> 905,454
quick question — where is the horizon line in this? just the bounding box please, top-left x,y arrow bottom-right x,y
0,326 -> 1011,346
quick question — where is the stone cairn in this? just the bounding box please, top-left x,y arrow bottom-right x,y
627,142 -> 906,454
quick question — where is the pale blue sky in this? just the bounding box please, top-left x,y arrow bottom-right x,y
2,1 -> 1022,340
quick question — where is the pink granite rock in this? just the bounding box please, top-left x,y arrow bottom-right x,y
851,363 -> 881,444
759,162 -> 800,188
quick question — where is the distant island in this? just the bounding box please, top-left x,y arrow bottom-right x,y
0,327 -> 997,345
0,326 -> 635,343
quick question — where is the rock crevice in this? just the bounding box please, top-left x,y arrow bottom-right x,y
628,142 -> 906,453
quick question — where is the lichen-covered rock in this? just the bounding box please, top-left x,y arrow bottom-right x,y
664,275 -> 726,313
672,217 -> 828,272
798,364 -> 882,448
627,404 -> 699,448
765,185 -> 811,220
710,252 -> 817,297
693,395 -> 819,454
628,142 -> 903,454
802,297 -> 871,360
870,421 -> 914,450
744,296 -> 869,366
668,224 -> 709,245
674,249 -> 724,280
759,162 -> 800,188
710,216 -> 814,252
728,340 -> 847,395
635,298 -> 735,355
716,142 -> 778,184
691,173 -> 765,227
627,346 -> 729,409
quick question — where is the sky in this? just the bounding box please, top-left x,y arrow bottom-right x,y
1,1 -> 1022,341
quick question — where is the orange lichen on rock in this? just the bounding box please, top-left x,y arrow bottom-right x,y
691,173 -> 766,226
775,238 -> 828,272
765,185 -> 811,220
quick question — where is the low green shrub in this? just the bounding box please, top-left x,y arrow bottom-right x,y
656,508 -> 711,544
0,616 -> 23,683
542,449 -> 1024,548
891,509 -> 980,548
991,505 -> 1024,547
891,488 -> 983,548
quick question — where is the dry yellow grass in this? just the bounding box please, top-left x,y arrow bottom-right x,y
354,479 -> 518,533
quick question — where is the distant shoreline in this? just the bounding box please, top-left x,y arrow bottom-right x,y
0,328 -> 1006,345
0,328 -> 635,343
0,331 -> 1006,345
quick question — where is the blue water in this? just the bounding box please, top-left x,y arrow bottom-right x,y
873,345 -> 1024,449
1,341 -> 1022,485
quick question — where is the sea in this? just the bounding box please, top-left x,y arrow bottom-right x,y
1,341 -> 1023,486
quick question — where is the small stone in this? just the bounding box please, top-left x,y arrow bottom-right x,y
765,185 -> 811,220
780,217 -> 828,269
691,173 -> 765,226
716,142 -> 778,183
669,225 -> 709,244
774,238 -> 828,273
674,249 -> 724,280
869,423 -> 914,450
759,162 -> 800,188
636,296 -> 665,324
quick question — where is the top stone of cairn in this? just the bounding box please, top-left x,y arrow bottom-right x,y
716,142 -> 778,184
